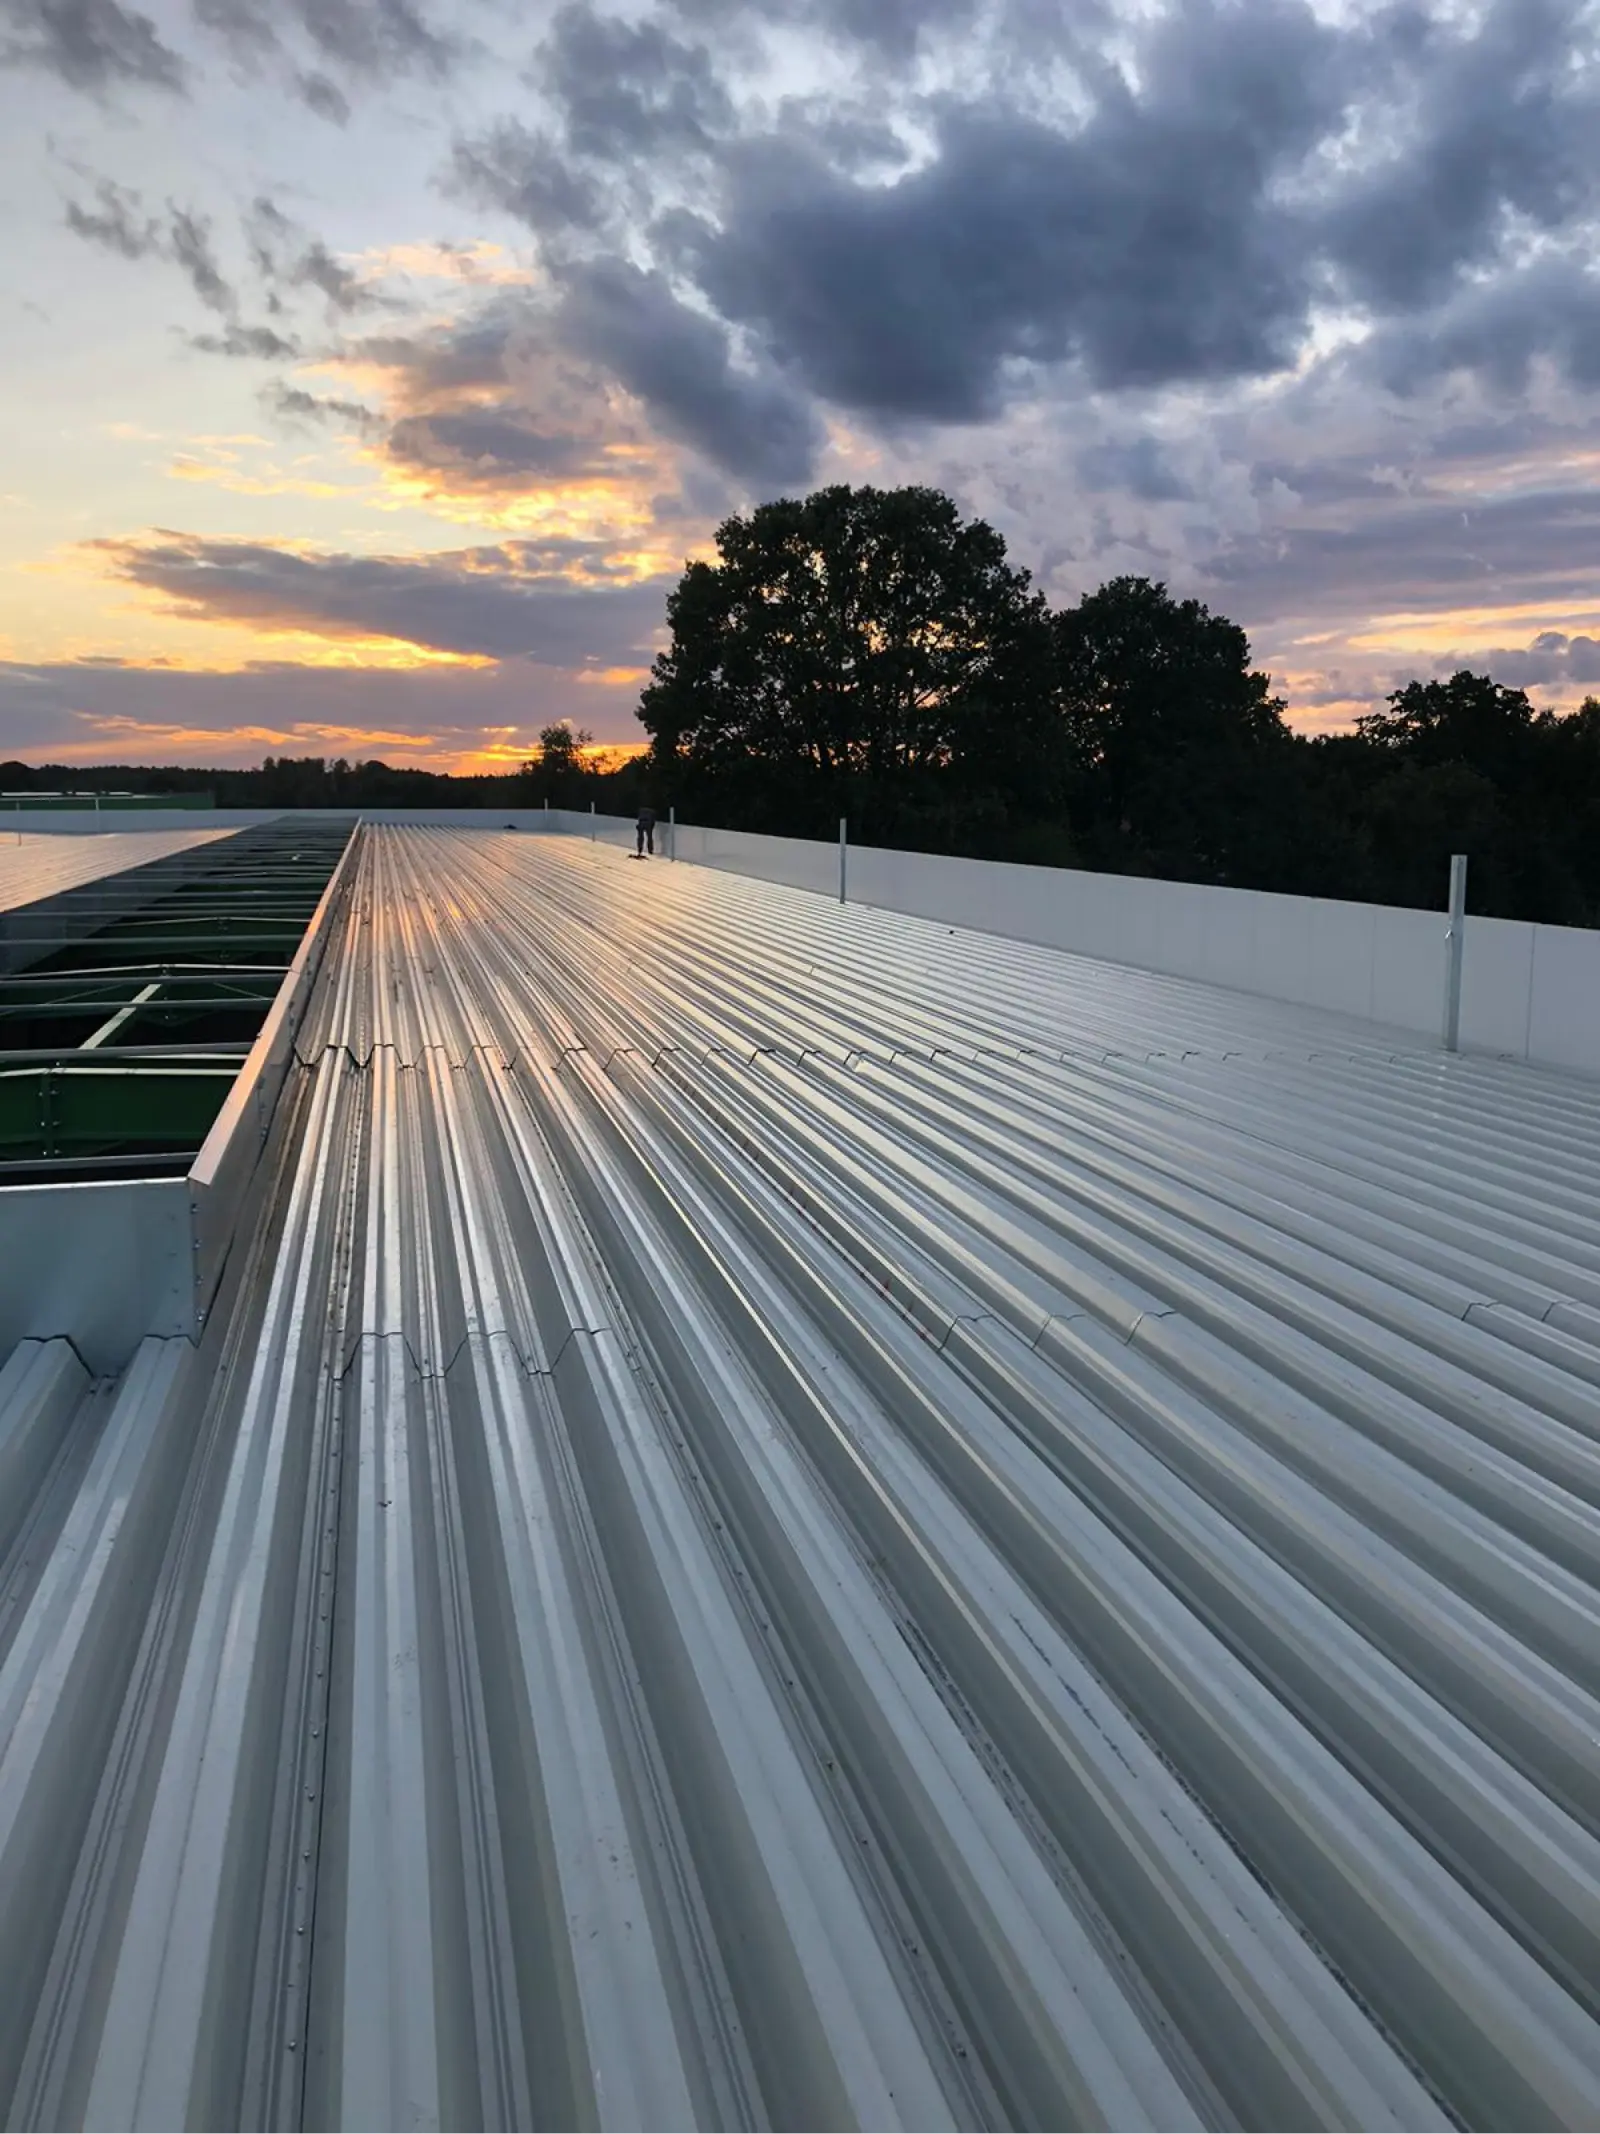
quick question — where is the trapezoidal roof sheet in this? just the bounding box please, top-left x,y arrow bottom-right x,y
1,823 -> 1598,2130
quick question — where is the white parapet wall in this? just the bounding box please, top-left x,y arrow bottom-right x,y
545,807 -> 1600,1076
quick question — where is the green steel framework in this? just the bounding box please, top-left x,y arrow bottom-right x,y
0,821 -> 352,1177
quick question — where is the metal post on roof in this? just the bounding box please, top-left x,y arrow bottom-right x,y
839,817 -> 848,904
1442,852 -> 1468,1053
669,805 -> 676,860
590,800 -> 596,842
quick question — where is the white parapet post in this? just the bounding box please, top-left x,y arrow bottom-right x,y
1442,852 -> 1468,1052
590,800 -> 596,842
668,805 -> 676,860
839,817 -> 848,904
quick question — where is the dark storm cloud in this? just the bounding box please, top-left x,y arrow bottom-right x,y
1361,256 -> 1600,397
385,407 -> 609,486
542,1 -> 732,163
88,531 -> 670,664
0,0 -> 187,92
1318,0 -> 1600,314
450,5 -> 733,252
556,257 -> 821,485
453,0 -> 1600,457
64,177 -> 161,258
666,0 -> 1350,421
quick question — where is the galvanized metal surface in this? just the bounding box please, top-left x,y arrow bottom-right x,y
0,828 -> 231,914
2,824 -> 1599,2130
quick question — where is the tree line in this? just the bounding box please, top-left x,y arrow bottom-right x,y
9,483 -> 1596,925
634,484 -> 1600,925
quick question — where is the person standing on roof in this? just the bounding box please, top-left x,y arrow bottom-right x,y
636,804 -> 656,858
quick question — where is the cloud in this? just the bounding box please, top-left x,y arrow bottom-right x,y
63,181 -> 311,352
247,195 -> 378,314
1199,481 -> 1600,625
1077,435 -> 1196,503
1452,629 -> 1600,688
683,0 -> 1349,423
556,257 -> 821,484
0,0 -> 187,92
449,119 -> 609,241
63,177 -> 161,258
63,180 -> 396,360
352,300 -> 534,401
450,5 -> 734,250
192,0 -> 455,85
1360,254 -> 1600,397
667,0 -> 986,63
261,381 -> 382,432
167,206 -> 234,314
339,297 -> 678,502
0,662 -> 646,765
86,529 -> 673,664
294,67 -> 349,120
1317,0 -> 1600,314
541,2 -> 733,166
384,407 -> 614,487
192,321 -> 301,358
453,0 -> 1600,450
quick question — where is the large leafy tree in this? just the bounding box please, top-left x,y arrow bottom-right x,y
1351,673 -> 1599,920
638,484 -> 1062,845
1053,577 -> 1296,884
522,721 -> 594,807
1356,671 -> 1542,784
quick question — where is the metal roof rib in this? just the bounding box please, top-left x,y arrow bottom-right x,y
2,821 -> 1599,2130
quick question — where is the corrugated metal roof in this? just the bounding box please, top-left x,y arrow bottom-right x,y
0,827 -> 233,914
2,823 -> 1598,2130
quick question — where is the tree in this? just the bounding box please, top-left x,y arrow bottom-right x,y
524,722 -> 594,806
638,484 -> 1063,847
1356,672 -> 1542,785
1053,577 -> 1294,884
1350,673 -> 1600,920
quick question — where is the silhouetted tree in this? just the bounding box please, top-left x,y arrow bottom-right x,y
639,484 -> 1064,850
523,722 -> 594,807
1053,577 -> 1298,885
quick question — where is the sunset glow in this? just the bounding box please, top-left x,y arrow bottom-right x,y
2,0 -> 1596,774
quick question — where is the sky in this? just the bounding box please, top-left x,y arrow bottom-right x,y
1,0 -> 1598,775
